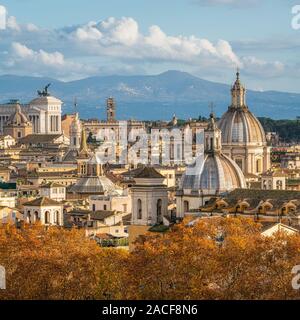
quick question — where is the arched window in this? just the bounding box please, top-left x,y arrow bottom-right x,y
27,211 -> 31,223
34,211 -> 39,222
205,137 -> 209,149
137,199 -> 142,219
45,211 -> 50,224
55,211 -> 60,225
157,199 -> 162,223
184,200 -> 189,213
264,206 -> 271,212
235,159 -> 243,171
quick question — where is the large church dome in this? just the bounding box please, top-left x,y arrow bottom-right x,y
218,71 -> 266,145
181,113 -> 246,195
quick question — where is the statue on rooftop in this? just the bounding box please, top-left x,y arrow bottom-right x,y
37,83 -> 51,97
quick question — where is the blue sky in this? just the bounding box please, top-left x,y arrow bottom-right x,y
0,0 -> 300,92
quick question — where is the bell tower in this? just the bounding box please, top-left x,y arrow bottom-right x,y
205,112 -> 222,154
106,97 -> 116,122
69,112 -> 81,150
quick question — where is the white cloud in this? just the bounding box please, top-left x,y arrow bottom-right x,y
71,18 -> 241,69
74,21 -> 103,41
0,5 -> 7,30
0,42 -> 96,79
0,15 -> 293,81
6,15 -> 38,32
99,17 -> 139,46
6,16 -> 20,31
241,56 -> 285,78
12,42 -> 65,66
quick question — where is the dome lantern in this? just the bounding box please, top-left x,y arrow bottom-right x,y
231,69 -> 247,109
205,112 -> 222,154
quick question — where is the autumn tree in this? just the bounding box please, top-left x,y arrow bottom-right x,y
1,218 -> 300,300
124,217 -> 300,300
0,223 -> 127,300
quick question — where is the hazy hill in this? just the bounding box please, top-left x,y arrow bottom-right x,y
0,71 -> 299,120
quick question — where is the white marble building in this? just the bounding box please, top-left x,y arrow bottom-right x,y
0,88 -> 62,135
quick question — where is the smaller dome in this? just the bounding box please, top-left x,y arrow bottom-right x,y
68,176 -> 119,195
6,103 -> 31,126
180,111 -> 246,195
181,153 -> 246,195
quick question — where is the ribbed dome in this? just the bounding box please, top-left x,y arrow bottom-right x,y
181,153 -> 246,195
181,112 -> 246,195
68,176 -> 118,195
218,71 -> 266,145
218,108 -> 266,145
7,104 -> 31,126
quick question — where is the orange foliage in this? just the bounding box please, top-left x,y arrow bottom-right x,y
124,217 -> 300,300
0,223 -> 127,300
1,218 -> 300,300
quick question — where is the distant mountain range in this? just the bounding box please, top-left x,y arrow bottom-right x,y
0,70 -> 299,120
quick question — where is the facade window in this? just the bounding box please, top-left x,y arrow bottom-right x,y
157,199 -> 162,223
45,211 -> 50,224
27,211 -> 31,223
103,204 -> 107,211
184,200 -> 189,213
276,180 -> 283,190
92,204 -> 96,211
256,159 -> 262,173
235,159 -> 243,171
34,211 -> 39,222
263,180 -> 267,190
137,199 -> 142,219
55,211 -> 60,225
